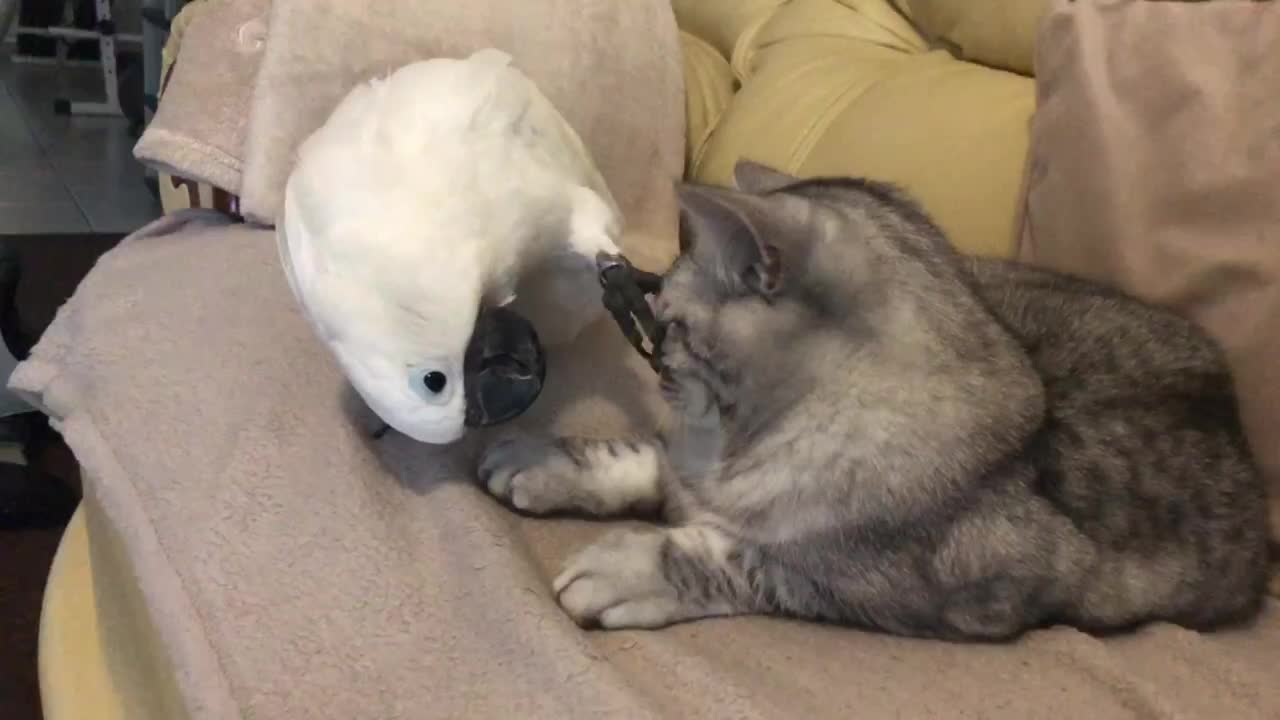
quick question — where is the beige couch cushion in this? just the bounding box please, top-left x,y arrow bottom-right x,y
1018,0 -> 1280,537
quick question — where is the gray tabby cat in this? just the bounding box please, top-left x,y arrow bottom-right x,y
477,160 -> 1272,640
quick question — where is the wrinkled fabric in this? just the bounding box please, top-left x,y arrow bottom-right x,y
17,214 -> 1280,720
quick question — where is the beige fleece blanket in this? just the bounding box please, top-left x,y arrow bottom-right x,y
21,1 -> 1280,718
132,0 -> 269,199
15,202 -> 1280,720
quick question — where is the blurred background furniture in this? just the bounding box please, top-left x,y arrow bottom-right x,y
3,0 -> 189,133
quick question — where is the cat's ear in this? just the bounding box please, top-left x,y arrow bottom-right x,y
745,241 -> 783,297
732,160 -> 799,195
676,184 -> 783,299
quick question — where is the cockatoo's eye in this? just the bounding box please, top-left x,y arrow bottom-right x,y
423,371 -> 447,394
409,364 -> 456,405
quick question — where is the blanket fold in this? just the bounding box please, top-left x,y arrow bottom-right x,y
131,0 -> 270,198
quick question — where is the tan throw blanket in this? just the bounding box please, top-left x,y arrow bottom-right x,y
16,211 -> 1280,720
131,0 -> 269,201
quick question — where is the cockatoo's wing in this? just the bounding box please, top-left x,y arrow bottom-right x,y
278,169 -> 338,343
466,50 -> 609,189
458,51 -> 624,346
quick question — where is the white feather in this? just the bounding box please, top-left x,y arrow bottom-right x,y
277,49 -> 623,444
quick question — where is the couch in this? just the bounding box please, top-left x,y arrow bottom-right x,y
32,1 -> 1280,719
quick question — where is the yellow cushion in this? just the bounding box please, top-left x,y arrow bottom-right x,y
890,0 -> 1048,76
798,54 -> 1032,258
742,0 -> 928,77
40,502 -> 189,720
680,31 -> 738,177
39,507 -> 122,720
670,0 -> 784,69
688,0 -> 1034,258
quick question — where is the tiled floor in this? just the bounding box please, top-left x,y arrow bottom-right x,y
0,52 -> 160,234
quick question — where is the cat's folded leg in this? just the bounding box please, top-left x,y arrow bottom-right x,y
553,524 -> 751,629
477,433 -> 665,517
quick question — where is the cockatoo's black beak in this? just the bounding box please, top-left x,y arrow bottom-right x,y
461,305 -> 547,428
368,306 -> 544,441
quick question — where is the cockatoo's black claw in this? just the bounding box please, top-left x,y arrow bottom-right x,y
597,253 -> 665,373
596,251 -> 627,288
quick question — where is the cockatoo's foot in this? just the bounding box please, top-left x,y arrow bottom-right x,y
477,432 -> 664,517
553,526 -> 744,629
596,253 -> 665,370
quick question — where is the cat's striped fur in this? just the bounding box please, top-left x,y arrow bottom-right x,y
478,161 -> 1271,640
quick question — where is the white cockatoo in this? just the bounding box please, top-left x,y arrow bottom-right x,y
277,48 -> 624,444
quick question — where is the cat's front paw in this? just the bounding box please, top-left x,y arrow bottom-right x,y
477,433 -> 575,515
553,530 -> 682,630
